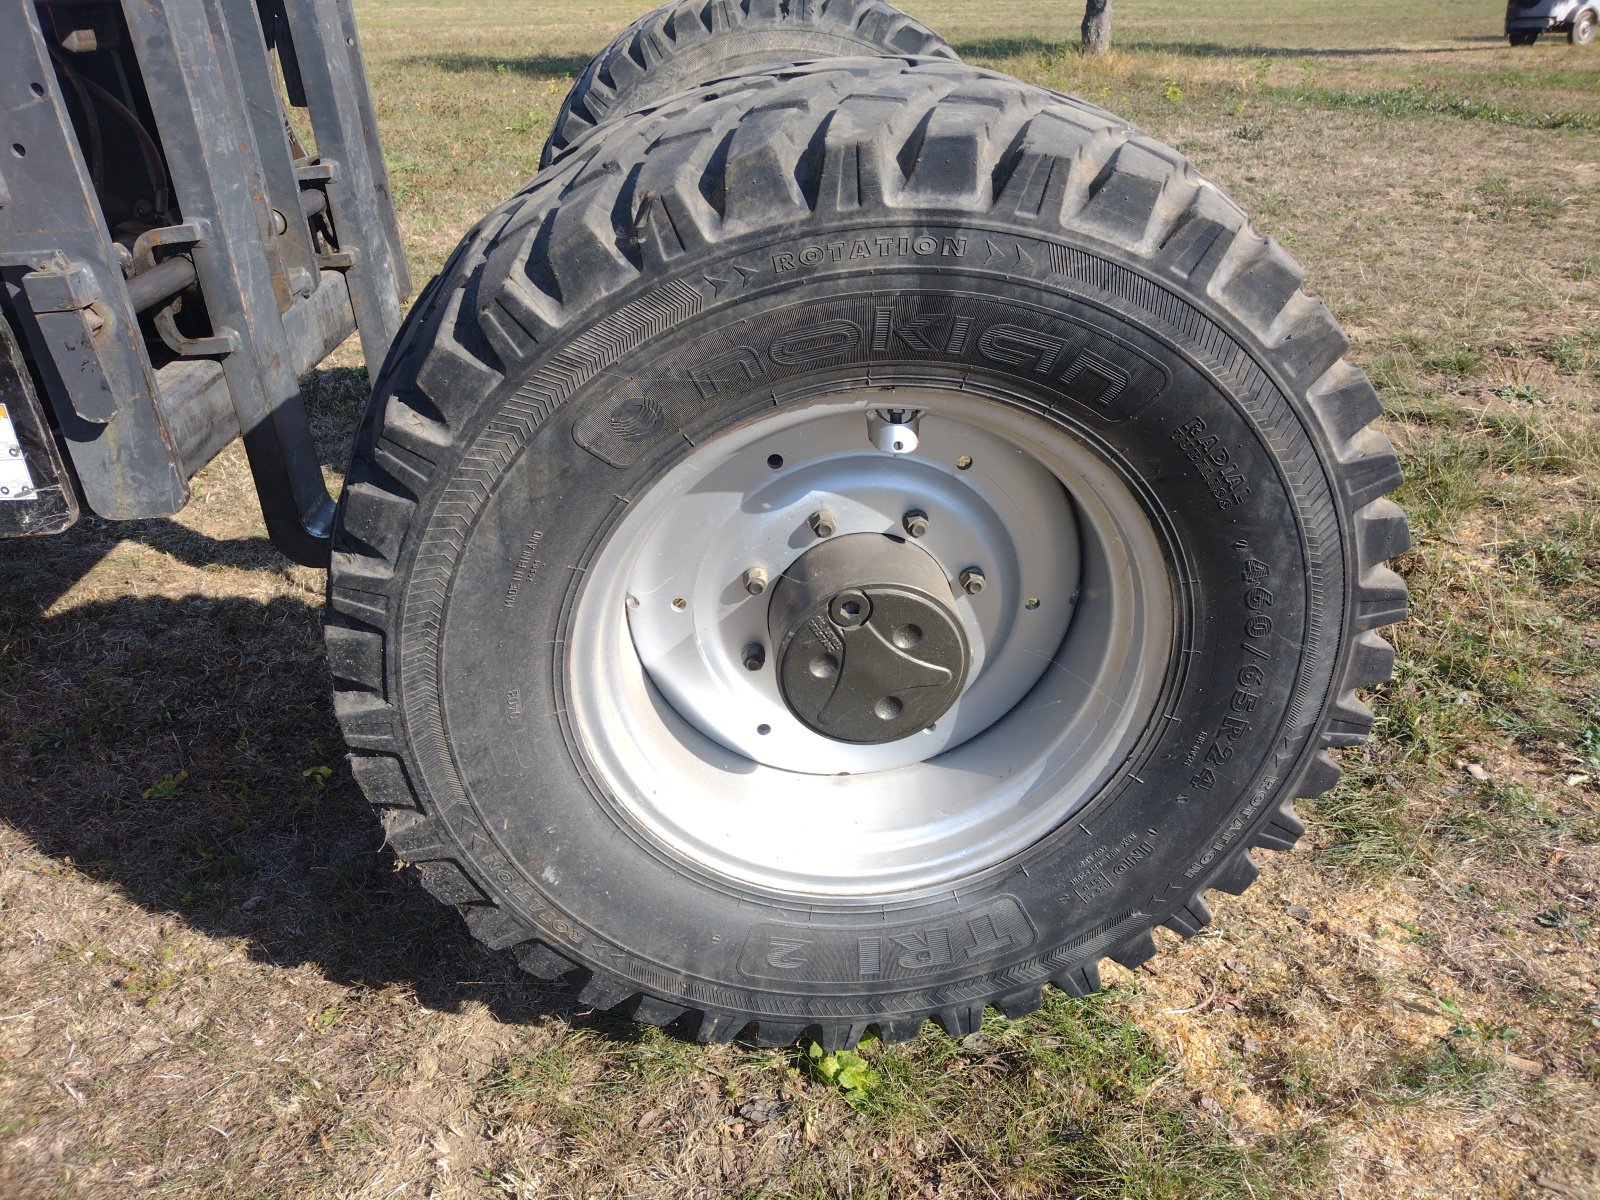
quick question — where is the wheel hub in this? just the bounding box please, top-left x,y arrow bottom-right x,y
568,390 -> 1174,894
768,534 -> 969,744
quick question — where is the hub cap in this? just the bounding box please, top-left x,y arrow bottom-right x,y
568,389 -> 1174,896
768,533 -> 969,744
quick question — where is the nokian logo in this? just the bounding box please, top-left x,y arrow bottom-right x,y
689,303 -> 1166,417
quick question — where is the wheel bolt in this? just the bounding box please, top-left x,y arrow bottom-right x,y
902,509 -> 929,539
809,508 -> 837,538
743,566 -> 768,596
742,642 -> 766,672
959,567 -> 986,596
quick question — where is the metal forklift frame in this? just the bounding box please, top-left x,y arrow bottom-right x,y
0,0 -> 408,565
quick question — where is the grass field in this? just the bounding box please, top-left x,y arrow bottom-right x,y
3,1 -> 1599,1197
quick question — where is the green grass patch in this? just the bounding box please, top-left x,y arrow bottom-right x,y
1277,85 -> 1600,131
1369,1041 -> 1504,1106
820,995 -> 1329,1200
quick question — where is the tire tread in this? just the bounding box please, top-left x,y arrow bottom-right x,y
330,58 -> 1409,1048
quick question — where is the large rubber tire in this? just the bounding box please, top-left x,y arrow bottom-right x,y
1509,29 -> 1540,45
329,58 -> 1408,1048
1572,9 -> 1597,45
539,0 -> 956,167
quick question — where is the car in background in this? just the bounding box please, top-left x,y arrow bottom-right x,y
1506,0 -> 1598,44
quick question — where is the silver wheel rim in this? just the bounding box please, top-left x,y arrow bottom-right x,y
568,389 -> 1174,896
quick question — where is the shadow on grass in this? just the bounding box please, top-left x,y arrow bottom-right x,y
0,525 -> 584,1028
952,35 -> 1505,61
410,51 -> 594,78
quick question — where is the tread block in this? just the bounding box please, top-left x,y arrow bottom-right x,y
515,941 -> 580,982
1050,962 -> 1101,998
338,481 -> 415,572
1357,497 -> 1412,567
372,438 -> 435,499
812,1021 -> 874,1051
546,195 -> 641,311
330,687 -> 392,729
414,860 -> 489,906
414,298 -> 505,421
686,1010 -> 744,1044
1163,897 -> 1213,938
1293,750 -> 1342,799
873,1016 -> 928,1044
628,150 -> 717,265
1323,690 -> 1375,747
381,809 -> 455,863
1157,183 -> 1240,285
932,1004 -> 985,1037
1306,359 -> 1384,445
334,704 -> 398,751
1078,139 -> 1172,246
1347,629 -> 1397,689
380,389 -> 453,456
483,277 -> 562,362
1269,293 -> 1350,388
463,905 -> 534,950
718,108 -> 812,228
329,545 -> 395,590
821,95 -> 910,210
899,105 -> 988,203
325,619 -> 385,699
1108,930 -> 1157,969
992,110 -> 1110,219
746,1020 -> 810,1048
327,582 -> 388,626
576,973 -> 636,1010
347,753 -> 418,812
1209,233 -> 1303,336
994,986 -> 1043,1018
1356,565 -> 1409,631
628,995 -> 688,1027
1337,427 -> 1404,509
1209,853 -> 1260,896
1250,802 -> 1307,852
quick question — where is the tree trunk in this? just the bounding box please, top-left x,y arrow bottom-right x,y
1081,0 -> 1111,56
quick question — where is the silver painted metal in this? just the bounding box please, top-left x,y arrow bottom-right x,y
567,390 -> 1174,896
868,407 -> 922,455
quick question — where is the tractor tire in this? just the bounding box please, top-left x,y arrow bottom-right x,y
1509,29 -> 1541,45
539,0 -> 956,167
329,58 -> 1408,1048
1572,8 -> 1597,45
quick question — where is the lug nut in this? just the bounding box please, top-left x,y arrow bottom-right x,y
959,567 -> 987,596
809,508 -> 837,538
742,642 -> 766,671
743,566 -> 768,596
902,509 -> 929,539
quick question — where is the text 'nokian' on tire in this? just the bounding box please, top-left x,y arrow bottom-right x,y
329,57 -> 1408,1049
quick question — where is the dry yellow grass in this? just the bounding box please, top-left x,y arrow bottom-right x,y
2,2 -> 1598,1197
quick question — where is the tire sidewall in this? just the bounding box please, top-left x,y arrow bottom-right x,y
386,218 -> 1345,1015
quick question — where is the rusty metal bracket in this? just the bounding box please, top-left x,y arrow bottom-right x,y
132,222 -> 240,358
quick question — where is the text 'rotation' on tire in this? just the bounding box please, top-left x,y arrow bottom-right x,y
328,58 -> 1409,1048
539,0 -> 957,167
